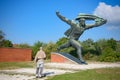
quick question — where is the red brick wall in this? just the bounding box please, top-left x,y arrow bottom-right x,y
0,47 -> 32,62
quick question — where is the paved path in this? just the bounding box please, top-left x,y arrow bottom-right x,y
45,62 -> 120,70
0,62 -> 120,80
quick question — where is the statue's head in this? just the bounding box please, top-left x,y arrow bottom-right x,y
78,18 -> 85,26
75,13 -> 86,26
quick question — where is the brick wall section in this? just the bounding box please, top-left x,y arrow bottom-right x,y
0,47 -> 32,62
51,52 -> 75,64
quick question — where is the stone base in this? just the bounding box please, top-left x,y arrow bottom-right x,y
51,52 -> 81,64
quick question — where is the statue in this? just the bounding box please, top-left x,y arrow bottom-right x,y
56,11 -> 107,64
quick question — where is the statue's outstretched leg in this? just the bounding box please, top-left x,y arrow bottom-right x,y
70,39 -> 87,64
57,41 -> 70,52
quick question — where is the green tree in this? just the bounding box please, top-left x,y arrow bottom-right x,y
82,39 -> 96,60
56,37 -> 68,46
14,43 -> 31,48
95,39 -> 107,55
98,39 -> 119,62
107,38 -> 117,50
0,30 -> 13,47
114,41 -> 120,61
0,30 -> 5,40
44,42 -> 57,59
82,38 -> 95,50
116,41 -> 120,52
1,40 -> 13,47
99,47 -> 116,62
0,30 -> 5,46
32,41 -> 45,59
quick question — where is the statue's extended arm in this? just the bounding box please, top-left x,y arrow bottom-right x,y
56,11 -> 75,25
85,15 -> 107,29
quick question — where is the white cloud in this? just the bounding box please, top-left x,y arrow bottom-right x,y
94,2 -> 120,30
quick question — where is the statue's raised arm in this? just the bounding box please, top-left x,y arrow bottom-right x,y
75,14 -> 107,29
56,11 -> 75,25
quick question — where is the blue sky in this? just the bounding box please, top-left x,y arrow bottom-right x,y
0,0 -> 120,45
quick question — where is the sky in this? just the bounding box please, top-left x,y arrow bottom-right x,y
0,0 -> 120,45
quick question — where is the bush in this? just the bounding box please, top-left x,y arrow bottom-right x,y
116,52 -> 120,61
44,42 -> 57,59
98,47 -> 118,62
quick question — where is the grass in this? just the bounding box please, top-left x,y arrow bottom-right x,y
0,61 -> 34,70
0,60 -> 50,70
47,68 -> 120,80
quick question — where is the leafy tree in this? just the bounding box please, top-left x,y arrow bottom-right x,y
115,41 -> 120,61
96,39 -> 107,50
56,37 -> 68,46
116,51 -> 120,61
0,30 -> 5,46
81,39 -> 97,60
44,42 -> 57,59
1,40 -> 13,47
13,43 -> 31,48
95,39 -> 107,55
116,41 -> 120,52
32,41 -> 45,59
97,39 -> 119,62
0,30 -> 5,40
99,47 -> 116,62
0,30 -> 13,47
82,38 -> 95,50
107,38 -> 117,50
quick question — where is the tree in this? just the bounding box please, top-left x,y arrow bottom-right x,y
44,42 -> 57,59
95,39 -> 107,55
107,38 -> 117,50
13,43 -> 31,48
0,30 -> 5,46
97,38 -> 119,62
1,40 -> 13,47
82,38 -> 95,50
99,47 -> 117,62
0,30 -> 13,47
56,37 -> 68,46
32,41 -> 45,59
116,41 -> 120,52
82,39 -> 97,60
0,30 -> 5,40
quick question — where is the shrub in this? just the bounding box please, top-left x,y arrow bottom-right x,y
99,47 -> 118,62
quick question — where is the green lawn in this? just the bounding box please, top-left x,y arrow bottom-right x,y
0,61 -> 34,70
0,60 -> 50,70
47,68 -> 120,80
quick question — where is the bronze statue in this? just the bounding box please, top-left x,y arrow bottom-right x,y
56,11 -> 107,64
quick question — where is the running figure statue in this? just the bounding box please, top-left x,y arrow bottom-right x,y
56,11 -> 107,64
